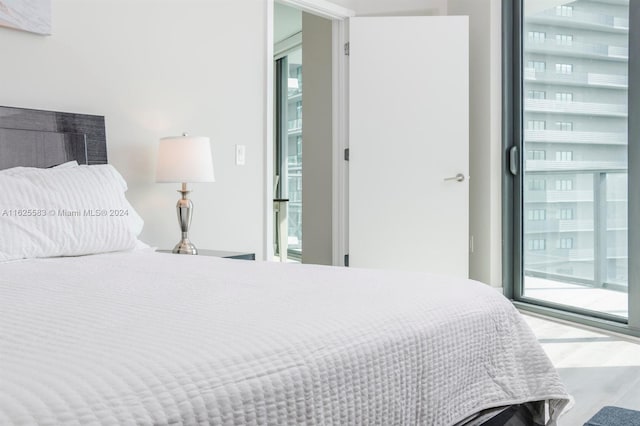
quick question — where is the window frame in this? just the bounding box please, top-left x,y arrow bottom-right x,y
527,90 -> 546,99
555,5 -> 573,17
527,149 -> 546,160
556,121 -> 573,131
555,151 -> 573,161
527,208 -> 546,221
555,92 -> 573,102
528,31 -> 546,42
503,0 -> 640,336
527,119 -> 546,130
555,63 -> 573,74
555,34 -> 573,46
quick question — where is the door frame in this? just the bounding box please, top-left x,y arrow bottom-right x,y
264,0 -> 354,263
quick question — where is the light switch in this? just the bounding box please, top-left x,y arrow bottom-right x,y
236,144 -> 246,166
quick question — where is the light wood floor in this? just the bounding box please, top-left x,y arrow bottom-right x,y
522,313 -> 640,425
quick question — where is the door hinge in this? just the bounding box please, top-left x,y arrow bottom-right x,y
344,148 -> 350,161
344,254 -> 349,267
509,146 -> 518,176
344,42 -> 350,56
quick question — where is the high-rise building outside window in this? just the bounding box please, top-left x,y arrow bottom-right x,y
555,34 -> 573,46
528,209 -> 547,221
528,31 -> 546,42
520,1 -> 629,321
556,151 -> 573,161
527,60 -> 546,72
555,179 -> 573,191
527,120 -> 546,130
559,208 -> 574,220
527,150 -> 546,160
527,90 -> 546,99
555,5 -> 573,17
555,92 -> 573,102
528,239 -> 546,251
556,121 -> 573,131
555,63 -> 573,74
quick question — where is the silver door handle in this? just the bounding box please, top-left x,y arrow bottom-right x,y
444,173 -> 465,182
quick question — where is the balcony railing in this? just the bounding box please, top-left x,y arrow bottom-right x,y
525,99 -> 628,117
524,68 -> 628,88
288,119 -> 302,132
526,219 -> 627,234
525,220 -> 594,234
526,39 -> 628,60
526,160 -> 627,172
530,9 -> 629,31
525,130 -> 627,145
588,72 -> 628,88
524,169 -> 628,288
526,189 -> 594,203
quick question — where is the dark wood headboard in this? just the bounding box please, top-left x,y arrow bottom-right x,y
0,106 -> 107,170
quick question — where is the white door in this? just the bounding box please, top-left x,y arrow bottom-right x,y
348,16 -> 469,277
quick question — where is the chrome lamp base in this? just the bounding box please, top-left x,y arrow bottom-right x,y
173,239 -> 198,255
173,183 -> 198,255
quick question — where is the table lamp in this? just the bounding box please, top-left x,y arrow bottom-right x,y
156,133 -> 215,254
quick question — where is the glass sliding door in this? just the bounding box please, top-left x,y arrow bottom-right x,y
274,47 -> 303,261
507,0 -> 640,333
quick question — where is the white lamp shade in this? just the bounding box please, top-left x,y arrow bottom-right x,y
156,135 -> 215,183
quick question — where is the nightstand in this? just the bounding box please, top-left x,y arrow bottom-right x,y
157,249 -> 255,260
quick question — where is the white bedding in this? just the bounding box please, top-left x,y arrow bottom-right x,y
0,251 -> 570,425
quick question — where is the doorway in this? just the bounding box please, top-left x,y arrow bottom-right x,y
270,1 -> 351,265
274,4 -> 303,261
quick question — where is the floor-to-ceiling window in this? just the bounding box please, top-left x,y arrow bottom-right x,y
275,47 -> 303,261
506,0 -> 640,335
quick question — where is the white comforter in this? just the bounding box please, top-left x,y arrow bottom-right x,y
0,251 -> 569,425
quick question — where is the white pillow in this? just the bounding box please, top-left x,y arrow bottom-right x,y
0,163 -> 145,238
53,160 -> 79,168
0,164 -> 139,261
0,160 -> 78,175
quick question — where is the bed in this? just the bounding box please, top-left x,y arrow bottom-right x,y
0,107 -> 571,426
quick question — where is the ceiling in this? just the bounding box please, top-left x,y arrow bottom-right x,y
274,3 -> 302,45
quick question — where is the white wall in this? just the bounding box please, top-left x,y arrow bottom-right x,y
313,0 -> 444,16
0,0 -> 503,279
0,0 -> 266,257
447,0 -> 503,289
350,0 -> 445,16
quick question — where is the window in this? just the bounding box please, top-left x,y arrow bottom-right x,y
528,239 -> 546,251
558,238 -> 574,249
555,92 -> 573,102
556,151 -> 573,161
528,209 -> 546,220
527,60 -> 546,72
556,34 -> 573,46
528,179 -> 546,191
559,208 -> 574,220
556,121 -> 573,131
507,0 -> 635,331
274,47 -> 303,261
555,5 -> 573,17
527,150 -> 546,160
528,31 -> 546,42
527,120 -> 546,130
555,63 -> 573,74
288,101 -> 302,130
555,179 -> 573,191
527,90 -> 546,99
